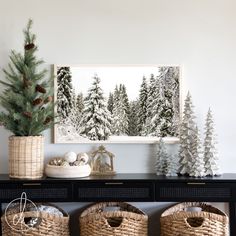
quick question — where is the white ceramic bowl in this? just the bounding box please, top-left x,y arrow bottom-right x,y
45,164 -> 91,178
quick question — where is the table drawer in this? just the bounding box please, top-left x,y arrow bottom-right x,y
74,181 -> 154,201
0,182 -> 73,202
156,183 -> 232,201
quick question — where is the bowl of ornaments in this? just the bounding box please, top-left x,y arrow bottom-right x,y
45,152 -> 91,178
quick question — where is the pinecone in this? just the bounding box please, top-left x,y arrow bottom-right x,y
43,117 -> 51,125
24,43 -> 35,50
32,98 -> 43,106
22,111 -> 32,119
44,96 -> 53,104
35,84 -> 46,93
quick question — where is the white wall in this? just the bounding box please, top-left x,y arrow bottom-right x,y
0,0 -> 236,174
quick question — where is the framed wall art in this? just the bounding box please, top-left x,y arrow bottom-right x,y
54,65 -> 181,143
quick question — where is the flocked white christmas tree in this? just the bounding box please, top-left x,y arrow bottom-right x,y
203,108 -> 220,176
178,92 -> 197,175
165,154 -> 178,176
155,138 -> 168,175
189,125 -> 205,177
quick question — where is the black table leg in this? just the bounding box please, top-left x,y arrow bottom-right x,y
0,203 -> 2,236
229,202 -> 236,236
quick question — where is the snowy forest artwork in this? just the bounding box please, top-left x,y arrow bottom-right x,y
54,66 -> 180,143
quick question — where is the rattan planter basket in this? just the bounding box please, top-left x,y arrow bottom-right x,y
1,202 -> 70,236
9,136 -> 44,179
160,202 -> 229,236
80,202 -> 148,236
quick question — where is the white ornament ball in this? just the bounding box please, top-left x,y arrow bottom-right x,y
77,152 -> 89,165
64,152 -> 77,163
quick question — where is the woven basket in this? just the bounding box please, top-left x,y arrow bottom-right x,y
160,202 -> 229,236
80,202 -> 148,236
1,202 -> 70,236
9,136 -> 44,179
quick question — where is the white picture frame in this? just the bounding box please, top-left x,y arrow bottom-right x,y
54,65 -> 181,144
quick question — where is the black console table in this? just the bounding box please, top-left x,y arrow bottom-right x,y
0,173 -> 235,235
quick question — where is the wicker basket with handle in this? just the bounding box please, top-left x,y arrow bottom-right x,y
161,202 -> 229,236
1,202 -> 70,236
80,202 -> 148,236
9,136 -> 44,179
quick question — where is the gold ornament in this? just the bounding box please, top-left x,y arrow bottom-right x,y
49,157 -> 63,166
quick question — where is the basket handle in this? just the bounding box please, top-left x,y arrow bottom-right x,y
184,216 -> 205,228
105,216 -> 124,228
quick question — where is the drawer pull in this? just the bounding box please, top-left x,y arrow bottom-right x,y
187,182 -> 206,185
22,183 -> 41,186
105,182 -> 124,185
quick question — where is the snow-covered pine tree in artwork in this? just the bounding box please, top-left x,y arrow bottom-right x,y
107,92 -> 114,114
129,100 -> 139,136
145,67 -> 179,137
76,93 -> 84,113
148,76 -> 166,137
120,84 -> 130,134
142,74 -> 157,136
178,92 -> 197,176
156,138 -> 169,175
146,74 -> 156,116
112,84 -> 130,135
79,74 -> 112,140
69,88 -> 78,128
57,67 -> 74,122
120,85 -> 130,120
166,67 -> 180,136
137,76 -> 148,134
75,92 -> 84,130
155,68 -> 176,137
189,125 -> 205,177
203,108 -> 220,176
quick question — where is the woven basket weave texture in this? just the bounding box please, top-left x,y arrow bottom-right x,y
161,202 -> 229,236
80,202 -> 148,236
1,202 -> 70,236
9,136 -> 44,179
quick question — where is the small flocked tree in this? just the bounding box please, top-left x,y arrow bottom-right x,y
178,92 -> 197,175
155,138 -> 169,175
165,154 -> 178,176
80,74 -> 112,140
203,108 -> 220,176
189,125 -> 205,177
0,19 -> 54,136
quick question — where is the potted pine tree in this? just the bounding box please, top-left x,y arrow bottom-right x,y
0,20 -> 54,179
